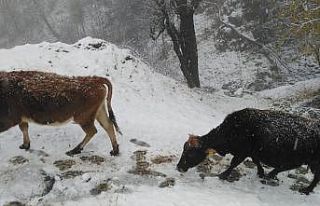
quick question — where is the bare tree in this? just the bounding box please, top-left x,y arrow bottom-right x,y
31,0 -> 61,41
69,0 -> 87,40
150,0 -> 202,88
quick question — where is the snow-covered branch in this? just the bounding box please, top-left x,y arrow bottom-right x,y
205,1 -> 293,74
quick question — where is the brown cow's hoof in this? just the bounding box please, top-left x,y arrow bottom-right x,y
110,150 -> 119,156
110,144 -> 119,156
19,143 -> 30,150
66,148 -> 82,156
299,187 -> 311,195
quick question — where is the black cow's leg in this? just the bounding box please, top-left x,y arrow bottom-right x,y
299,166 -> 320,195
267,166 -> 294,179
267,168 -> 279,179
252,157 -> 265,178
219,156 -> 245,180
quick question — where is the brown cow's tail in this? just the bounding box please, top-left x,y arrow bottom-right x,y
101,77 -> 122,135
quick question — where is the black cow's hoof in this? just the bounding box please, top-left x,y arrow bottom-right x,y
299,187 -> 311,195
218,172 -> 229,180
257,172 -> 265,178
265,173 -> 279,181
19,143 -> 30,150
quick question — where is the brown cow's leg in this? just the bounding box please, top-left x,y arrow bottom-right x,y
66,124 -> 97,156
96,105 -> 119,156
19,122 -> 30,150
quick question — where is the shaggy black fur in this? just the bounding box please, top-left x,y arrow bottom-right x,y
177,108 -> 320,195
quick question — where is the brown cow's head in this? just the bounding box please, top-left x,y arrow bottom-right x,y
177,134 -> 208,172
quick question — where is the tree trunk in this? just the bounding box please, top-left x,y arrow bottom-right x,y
151,0 -> 201,88
179,11 -> 200,88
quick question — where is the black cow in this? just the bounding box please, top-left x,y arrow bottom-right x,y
177,108 -> 320,195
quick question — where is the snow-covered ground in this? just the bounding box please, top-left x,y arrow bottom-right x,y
0,38 -> 320,205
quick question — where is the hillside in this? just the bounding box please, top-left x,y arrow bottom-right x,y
0,38 -> 320,205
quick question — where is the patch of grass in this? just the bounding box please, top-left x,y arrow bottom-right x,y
9,156 -> 29,165
60,170 -> 84,179
80,155 -> 105,165
90,182 -> 112,195
151,155 -> 176,164
54,159 -> 76,171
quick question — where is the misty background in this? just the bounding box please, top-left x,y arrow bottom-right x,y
0,0 -> 319,90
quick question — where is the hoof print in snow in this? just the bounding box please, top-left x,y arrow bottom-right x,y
90,182 -> 112,195
130,139 -> 151,147
220,170 -> 242,183
54,160 -> 76,171
9,156 -> 29,165
80,155 -> 105,165
28,149 -> 49,157
260,178 -> 280,187
4,201 -> 25,206
159,178 -> 175,188
151,155 -> 176,164
60,170 -> 84,179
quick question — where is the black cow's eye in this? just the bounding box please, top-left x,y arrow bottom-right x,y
184,143 -> 188,150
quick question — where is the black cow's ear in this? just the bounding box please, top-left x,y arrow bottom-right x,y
188,135 -> 200,148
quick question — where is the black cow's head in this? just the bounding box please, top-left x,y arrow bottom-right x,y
177,134 -> 208,172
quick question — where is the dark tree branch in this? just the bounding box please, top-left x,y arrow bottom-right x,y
191,0 -> 202,11
211,2 -> 293,75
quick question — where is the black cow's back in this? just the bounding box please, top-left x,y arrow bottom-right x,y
217,108 -> 320,168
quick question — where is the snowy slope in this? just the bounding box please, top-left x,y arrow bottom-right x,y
0,38 -> 319,205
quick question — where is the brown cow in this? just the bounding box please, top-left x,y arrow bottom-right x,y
0,71 -> 121,156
